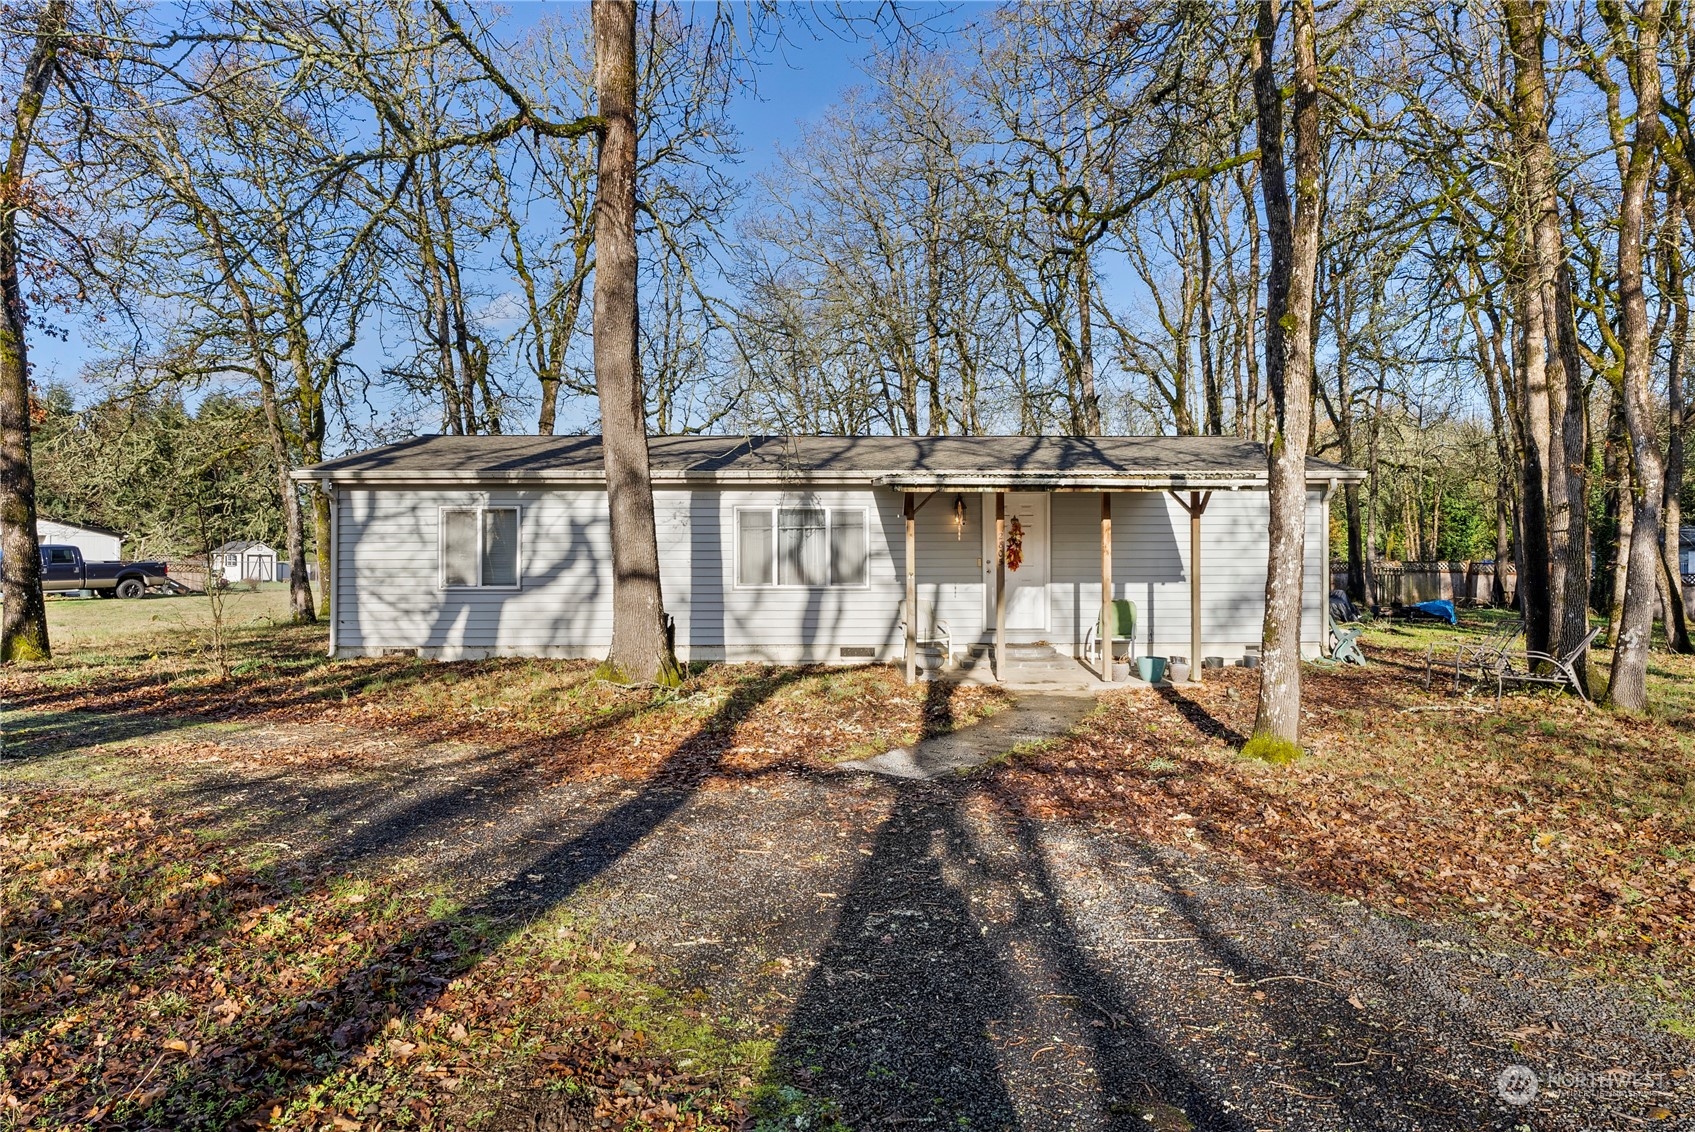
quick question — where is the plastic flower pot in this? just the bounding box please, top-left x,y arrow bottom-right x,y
1136,656 -> 1167,683
1168,661 -> 1191,684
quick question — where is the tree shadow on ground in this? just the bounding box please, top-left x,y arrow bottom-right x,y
919,676 -> 957,741
1110,836 -> 1485,1128
768,773 -> 1238,1130
110,666 -> 817,1129
1154,685 -> 1247,746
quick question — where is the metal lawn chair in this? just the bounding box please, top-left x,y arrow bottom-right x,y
1493,625 -> 1601,708
1425,618 -> 1523,691
1084,599 -> 1137,673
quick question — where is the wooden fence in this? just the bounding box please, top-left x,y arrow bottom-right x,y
1332,561 -> 1517,607
164,559 -> 209,594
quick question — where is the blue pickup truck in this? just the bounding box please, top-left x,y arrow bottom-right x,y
19,544 -> 170,598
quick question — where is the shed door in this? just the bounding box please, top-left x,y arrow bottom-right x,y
983,492 -> 1049,632
245,553 -> 269,581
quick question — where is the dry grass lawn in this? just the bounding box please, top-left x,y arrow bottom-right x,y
4,599 -> 1693,1130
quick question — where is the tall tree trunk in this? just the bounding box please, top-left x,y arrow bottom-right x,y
1658,192 -> 1691,651
192,206 -> 314,624
1077,248 -> 1101,435
1249,0 -> 1320,754
1363,376 -> 1388,608
1328,282 -> 1366,604
1236,165 -> 1263,441
1470,291 -> 1518,609
1197,184 -> 1223,436
1494,498 -> 1512,606
254,361 -> 314,624
1603,393 -> 1632,645
1552,262 -> 1593,676
1503,1 -> 1560,657
593,0 -> 676,684
0,0 -> 64,663
1604,0 -> 1667,711
281,327 -> 327,621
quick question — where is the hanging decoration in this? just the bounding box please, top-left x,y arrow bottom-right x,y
952,495 -> 967,540
1004,516 -> 1024,572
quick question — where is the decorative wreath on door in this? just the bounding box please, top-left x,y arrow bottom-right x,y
1004,516 -> 1024,572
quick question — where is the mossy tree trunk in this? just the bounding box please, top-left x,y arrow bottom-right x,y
1247,0 -> 1321,755
593,0 -> 678,685
0,0 -> 68,663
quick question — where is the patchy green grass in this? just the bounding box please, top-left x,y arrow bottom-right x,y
41,585 -> 299,655
1356,605 -> 1695,723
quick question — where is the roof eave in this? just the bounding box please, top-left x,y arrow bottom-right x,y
293,467 -> 1367,489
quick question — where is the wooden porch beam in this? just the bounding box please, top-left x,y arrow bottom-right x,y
994,491 -> 1006,681
905,492 -> 917,685
1100,492 -> 1112,681
1169,491 -> 1212,684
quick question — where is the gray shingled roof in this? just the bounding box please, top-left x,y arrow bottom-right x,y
296,434 -> 1364,488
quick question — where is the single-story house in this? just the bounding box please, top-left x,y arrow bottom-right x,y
295,434 -> 1364,680
210,540 -> 279,584
38,517 -> 123,562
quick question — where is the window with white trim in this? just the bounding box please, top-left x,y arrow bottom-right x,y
440,506 -> 521,588
736,506 -> 867,588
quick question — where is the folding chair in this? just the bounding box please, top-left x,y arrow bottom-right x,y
1084,599 -> 1137,673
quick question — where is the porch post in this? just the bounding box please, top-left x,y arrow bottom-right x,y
904,492 -> 917,684
1100,493 -> 1112,681
1189,491 -> 1210,684
994,491 -> 1007,680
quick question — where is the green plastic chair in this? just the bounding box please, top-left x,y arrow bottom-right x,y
1085,599 -> 1137,669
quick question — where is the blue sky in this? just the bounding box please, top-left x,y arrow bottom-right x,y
38,2 -> 920,408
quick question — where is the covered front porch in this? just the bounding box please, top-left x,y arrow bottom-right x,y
883,471 -> 1333,686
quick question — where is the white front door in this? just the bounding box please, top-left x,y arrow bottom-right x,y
983,492 -> 1049,632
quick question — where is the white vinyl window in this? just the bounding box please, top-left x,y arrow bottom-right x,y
735,506 -> 868,588
440,506 -> 521,589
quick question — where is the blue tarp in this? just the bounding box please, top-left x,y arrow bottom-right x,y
1408,599 -> 1458,625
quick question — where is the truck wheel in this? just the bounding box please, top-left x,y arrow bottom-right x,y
115,578 -> 146,600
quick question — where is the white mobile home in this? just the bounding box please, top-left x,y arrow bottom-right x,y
38,517 -> 124,563
295,434 -> 1363,679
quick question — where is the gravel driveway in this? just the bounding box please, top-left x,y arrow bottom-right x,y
23,701 -> 1695,1131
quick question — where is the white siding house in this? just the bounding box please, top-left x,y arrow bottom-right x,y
296,435 -> 1362,678
38,518 -> 123,562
